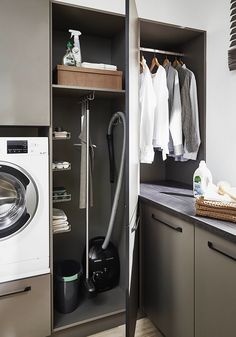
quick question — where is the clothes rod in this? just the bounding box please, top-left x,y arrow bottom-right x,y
140,47 -> 185,57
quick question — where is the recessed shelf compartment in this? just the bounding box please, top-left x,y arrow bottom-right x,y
52,84 -> 125,99
53,194 -> 71,203
53,286 -> 125,331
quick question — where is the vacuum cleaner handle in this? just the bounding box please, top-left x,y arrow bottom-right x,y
107,133 -> 115,183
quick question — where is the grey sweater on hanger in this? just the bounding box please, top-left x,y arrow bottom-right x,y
175,64 -> 198,153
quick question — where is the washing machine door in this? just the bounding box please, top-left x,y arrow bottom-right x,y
0,163 -> 38,239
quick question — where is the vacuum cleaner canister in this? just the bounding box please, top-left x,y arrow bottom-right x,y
86,236 -> 120,292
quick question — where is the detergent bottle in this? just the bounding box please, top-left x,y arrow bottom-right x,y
193,160 -> 213,198
69,29 -> 82,66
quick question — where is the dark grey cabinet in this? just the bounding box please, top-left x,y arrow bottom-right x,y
195,227 -> 236,337
0,274 -> 51,337
0,0 -> 50,126
141,204 -> 194,337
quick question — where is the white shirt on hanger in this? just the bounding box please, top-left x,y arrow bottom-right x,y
139,58 -> 156,164
152,65 -> 169,160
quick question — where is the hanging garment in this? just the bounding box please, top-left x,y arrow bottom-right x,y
152,65 -> 169,161
164,63 -> 183,156
182,64 -> 201,160
79,108 -> 94,209
175,64 -> 198,153
139,58 -> 156,164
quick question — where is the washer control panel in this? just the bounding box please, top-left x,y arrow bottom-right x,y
7,140 -> 28,154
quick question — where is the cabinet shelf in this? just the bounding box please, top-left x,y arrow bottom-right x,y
53,286 -> 125,331
53,166 -> 71,172
52,84 -> 125,99
53,194 -> 71,203
53,132 -> 71,140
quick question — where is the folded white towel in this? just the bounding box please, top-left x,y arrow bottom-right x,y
53,221 -> 69,228
53,226 -> 70,233
81,62 -> 117,71
53,208 -> 67,221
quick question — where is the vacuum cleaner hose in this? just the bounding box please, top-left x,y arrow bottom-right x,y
102,111 -> 126,250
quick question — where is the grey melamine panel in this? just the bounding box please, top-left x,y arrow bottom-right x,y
140,152 -> 166,183
52,3 -> 124,37
0,274 -> 51,337
195,227 -> 236,337
141,204 -> 194,337
52,30 -> 113,75
140,19 -> 203,50
0,0 -> 50,126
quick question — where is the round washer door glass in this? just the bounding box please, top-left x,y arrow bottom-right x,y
0,165 -> 38,239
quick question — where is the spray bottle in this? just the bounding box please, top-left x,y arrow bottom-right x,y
69,29 -> 82,67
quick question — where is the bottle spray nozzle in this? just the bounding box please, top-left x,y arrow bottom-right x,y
69,29 -> 82,39
68,29 -> 82,66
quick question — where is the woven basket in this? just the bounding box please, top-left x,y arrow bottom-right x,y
195,198 -> 236,223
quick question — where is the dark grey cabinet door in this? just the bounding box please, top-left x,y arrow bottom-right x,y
0,274 -> 51,337
141,204 -> 194,337
195,227 -> 236,337
0,0 -> 50,126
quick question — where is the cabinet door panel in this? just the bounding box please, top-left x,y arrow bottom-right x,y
141,204 -> 194,337
0,0 -> 50,126
126,0 -> 140,336
0,274 -> 51,337
195,227 -> 236,337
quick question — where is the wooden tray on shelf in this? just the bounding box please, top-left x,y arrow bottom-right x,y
56,65 -> 122,90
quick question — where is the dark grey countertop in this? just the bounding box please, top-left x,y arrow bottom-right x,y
140,182 -> 236,243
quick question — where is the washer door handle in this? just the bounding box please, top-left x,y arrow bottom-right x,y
0,286 -> 31,299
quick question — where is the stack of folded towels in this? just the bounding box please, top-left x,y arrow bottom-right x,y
195,182 -> 236,223
53,208 -> 70,233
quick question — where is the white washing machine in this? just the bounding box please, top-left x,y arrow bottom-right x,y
0,137 -> 50,283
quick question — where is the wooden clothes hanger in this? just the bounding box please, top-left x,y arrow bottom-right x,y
172,56 -> 180,68
150,54 -> 160,72
163,55 -> 170,67
140,54 -> 145,72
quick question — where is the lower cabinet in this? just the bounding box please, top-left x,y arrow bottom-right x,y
195,227 -> 236,337
0,274 -> 51,337
141,204 -> 194,337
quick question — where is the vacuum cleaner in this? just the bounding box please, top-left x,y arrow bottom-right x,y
83,111 -> 126,294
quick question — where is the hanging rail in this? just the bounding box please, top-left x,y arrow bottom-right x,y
140,47 -> 185,57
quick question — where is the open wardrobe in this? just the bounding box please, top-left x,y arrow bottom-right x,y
3,0 -> 228,337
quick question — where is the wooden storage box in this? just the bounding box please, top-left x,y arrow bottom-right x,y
56,65 -> 123,90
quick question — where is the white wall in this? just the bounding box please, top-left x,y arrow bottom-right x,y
54,0 -> 125,15
136,0 -> 236,185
